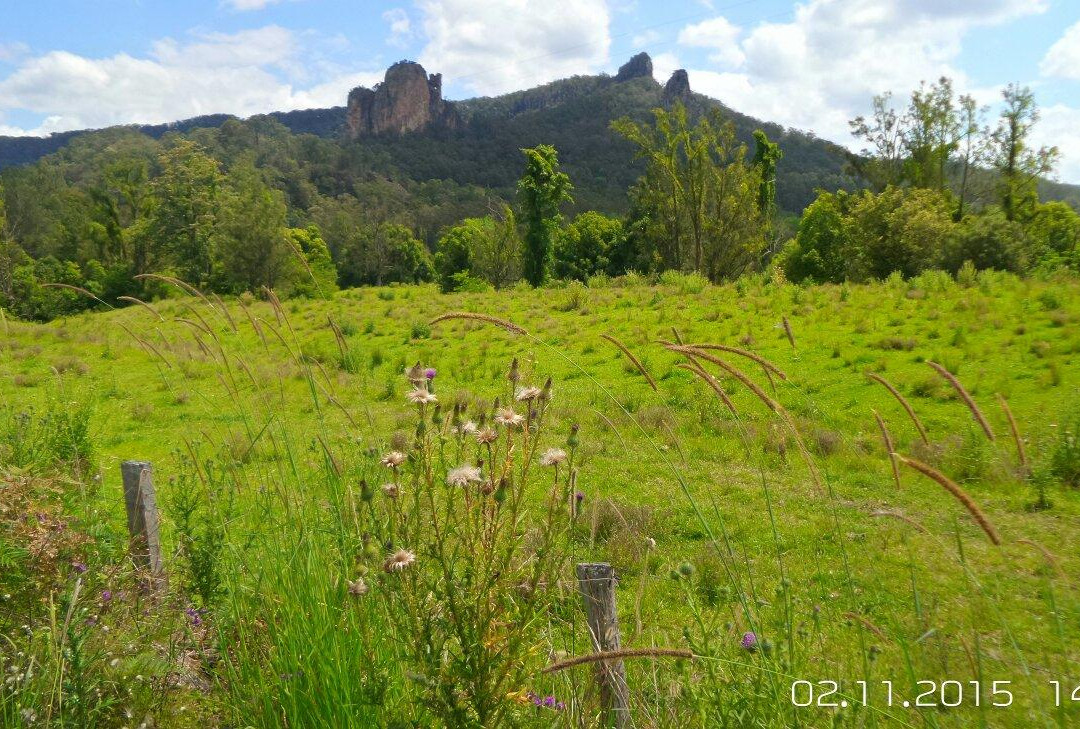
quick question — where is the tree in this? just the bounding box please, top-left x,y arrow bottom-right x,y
285,226 -> 338,298
944,207 -> 1027,273
902,78 -> 961,191
148,141 -> 222,285
216,161 -> 290,292
613,104 -> 766,281
849,93 -> 907,191
555,211 -> 624,281
753,129 -> 783,256
1026,201 -> 1080,268
517,145 -> 572,287
848,186 -> 955,280
782,191 -> 853,283
989,84 -> 1059,221
469,207 -> 521,289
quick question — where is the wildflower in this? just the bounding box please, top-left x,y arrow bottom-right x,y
575,491 -> 585,504
476,427 -> 498,445
406,388 -> 437,405
185,607 -> 203,627
347,578 -> 369,597
447,464 -> 483,487
741,631 -> 758,652
494,408 -> 524,427
515,385 -> 542,402
405,362 -> 425,385
101,590 -> 113,603
72,560 -> 87,574
527,691 -> 565,710
382,483 -> 399,498
455,420 -> 478,436
424,368 -> 437,380
384,549 -> 416,573
381,451 -> 407,469
539,448 -> 567,467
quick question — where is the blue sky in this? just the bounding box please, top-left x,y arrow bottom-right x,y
1,0 -> 1078,180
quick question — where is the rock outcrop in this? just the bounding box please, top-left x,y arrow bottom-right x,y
614,52 -> 653,82
345,61 -> 459,138
663,69 -> 691,101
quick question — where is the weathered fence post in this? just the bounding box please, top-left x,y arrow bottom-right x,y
576,562 -> 629,728
121,460 -> 163,577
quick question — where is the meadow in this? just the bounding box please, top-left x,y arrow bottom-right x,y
2,268 -> 1080,727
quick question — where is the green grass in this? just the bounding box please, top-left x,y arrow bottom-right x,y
3,269 -> 1080,727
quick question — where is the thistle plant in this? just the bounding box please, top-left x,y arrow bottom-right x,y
357,361 -> 575,726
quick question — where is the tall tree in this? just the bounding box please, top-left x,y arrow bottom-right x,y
849,93 -> 907,191
148,141 -> 222,284
613,104 -> 766,281
903,77 -> 959,191
989,84 -> 1059,221
955,94 -> 985,219
217,160 -> 290,292
517,145 -> 572,287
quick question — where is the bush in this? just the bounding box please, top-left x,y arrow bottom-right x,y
1051,408 -> 1080,487
944,208 -> 1027,273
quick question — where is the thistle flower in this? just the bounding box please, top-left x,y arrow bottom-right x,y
476,427 -> 499,444
455,420 -> 478,436
494,408 -> 524,427
381,451 -> 407,469
71,561 -> 87,574
405,361 -> 425,386
384,549 -> 416,573
347,578 -> 369,597
539,448 -> 567,467
101,590 -> 112,603
508,357 -> 520,385
515,386 -> 542,402
424,368 -> 437,380
447,464 -> 483,487
741,631 -> 758,652
406,388 -> 437,405
382,483 -> 399,498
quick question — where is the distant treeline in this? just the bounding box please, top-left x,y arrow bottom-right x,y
0,78 -> 1077,321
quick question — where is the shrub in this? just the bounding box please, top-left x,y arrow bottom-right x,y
1051,408 -> 1080,487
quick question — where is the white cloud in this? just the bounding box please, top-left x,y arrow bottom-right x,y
222,0 -> 283,11
383,8 -> 413,48
1033,104 -> 1080,183
0,27 -> 380,136
676,0 -> 1047,147
416,0 -> 611,95
677,17 -> 743,67
651,52 -> 682,84
1040,20 -> 1080,80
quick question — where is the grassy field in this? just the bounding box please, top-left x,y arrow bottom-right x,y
3,269 -> 1080,727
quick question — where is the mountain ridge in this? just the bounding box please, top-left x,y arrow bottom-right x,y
1,53 -> 1077,214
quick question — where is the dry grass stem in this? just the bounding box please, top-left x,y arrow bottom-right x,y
927,361 -> 995,441
429,311 -> 527,335
689,343 -> 788,380
996,393 -> 1027,467
873,410 -> 902,491
869,509 -> 928,533
542,648 -> 693,674
842,611 -> 889,640
665,344 -> 782,413
117,296 -> 164,321
782,316 -> 796,349
896,454 -> 1001,545
600,333 -> 658,391
675,362 -> 738,416
866,372 -> 929,444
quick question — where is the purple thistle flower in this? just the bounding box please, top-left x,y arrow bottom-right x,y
424,368 -> 437,380
574,491 -> 585,503
101,590 -> 112,603
71,561 -> 87,574
741,631 -> 758,651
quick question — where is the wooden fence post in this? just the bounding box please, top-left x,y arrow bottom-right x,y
576,562 -> 629,728
121,460 -> 163,577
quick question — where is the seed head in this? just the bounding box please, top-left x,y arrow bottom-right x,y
476,427 -> 498,444
447,464 -> 483,487
347,578 -> 369,597
384,549 -> 416,573
515,386 -> 542,402
406,388 -> 437,405
494,408 -> 525,427
381,483 -> 399,498
381,451 -> 407,469
539,448 -> 568,467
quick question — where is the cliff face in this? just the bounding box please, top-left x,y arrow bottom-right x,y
663,69 -> 691,101
345,61 -> 460,138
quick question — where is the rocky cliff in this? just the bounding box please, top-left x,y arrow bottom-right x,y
345,61 -> 460,138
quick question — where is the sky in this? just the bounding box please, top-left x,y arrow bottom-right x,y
1,0 -> 1078,181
